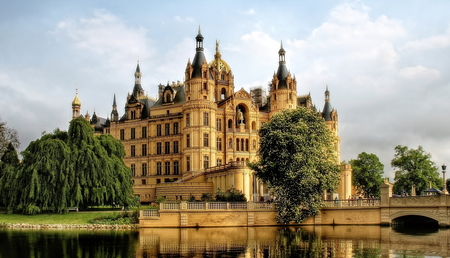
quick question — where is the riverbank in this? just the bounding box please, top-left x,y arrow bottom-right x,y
0,210 -> 139,229
0,223 -> 139,229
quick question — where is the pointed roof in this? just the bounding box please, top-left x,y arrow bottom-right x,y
276,41 -> 288,89
322,86 -> 333,121
192,26 -> 206,78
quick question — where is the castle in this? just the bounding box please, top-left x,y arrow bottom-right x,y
71,29 -> 352,203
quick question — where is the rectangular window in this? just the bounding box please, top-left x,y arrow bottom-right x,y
142,127 -> 147,138
142,179 -> 146,185
164,141 -> 170,154
173,141 -> 179,154
217,138 -> 222,151
165,161 -> 170,175
120,129 -> 125,140
157,124 -> 162,136
203,112 -> 209,126
131,128 -> 135,139
186,156 -> 190,171
165,123 -> 170,135
142,144 -> 147,156
186,134 -> 190,148
131,164 -> 136,177
217,119 -> 222,131
217,159 -> 222,166
131,145 -> 136,157
142,163 -> 147,176
157,142 -> 162,154
173,122 -> 179,134
186,114 -> 190,126
157,162 -> 162,175
174,161 -> 179,175
203,133 -> 209,147
204,156 -> 209,169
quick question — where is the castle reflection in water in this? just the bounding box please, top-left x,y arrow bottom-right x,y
137,226 -> 449,257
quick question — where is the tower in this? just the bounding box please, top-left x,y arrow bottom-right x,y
72,89 -> 81,119
322,86 -> 340,162
111,93 -> 119,122
209,40 -> 234,101
269,42 -> 297,116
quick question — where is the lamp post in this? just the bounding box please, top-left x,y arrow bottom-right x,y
442,164 -> 448,195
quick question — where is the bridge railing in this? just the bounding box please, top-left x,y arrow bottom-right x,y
323,198 -> 380,208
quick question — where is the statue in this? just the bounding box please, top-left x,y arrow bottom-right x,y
237,109 -> 244,124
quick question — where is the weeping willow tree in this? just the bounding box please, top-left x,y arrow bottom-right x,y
2,117 -> 133,214
0,142 -> 20,207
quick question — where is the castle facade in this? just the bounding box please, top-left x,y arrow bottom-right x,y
72,29 -> 352,203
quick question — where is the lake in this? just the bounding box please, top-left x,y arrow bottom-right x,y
0,225 -> 448,257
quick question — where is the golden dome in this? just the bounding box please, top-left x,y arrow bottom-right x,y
72,90 -> 81,107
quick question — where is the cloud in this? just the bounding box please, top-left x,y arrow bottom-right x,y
401,34 -> 450,51
174,16 -> 195,23
240,9 -> 255,15
53,9 -> 152,68
399,66 -> 440,82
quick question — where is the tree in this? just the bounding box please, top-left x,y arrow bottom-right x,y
2,117 -> 134,214
350,152 -> 384,198
0,118 -> 20,159
249,108 -> 340,224
0,142 -> 20,206
391,145 -> 441,195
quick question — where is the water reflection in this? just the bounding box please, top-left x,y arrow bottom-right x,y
1,226 -> 449,257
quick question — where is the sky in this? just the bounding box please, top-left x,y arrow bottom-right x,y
1,0 -> 450,180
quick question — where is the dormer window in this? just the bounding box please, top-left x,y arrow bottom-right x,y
165,93 -> 172,103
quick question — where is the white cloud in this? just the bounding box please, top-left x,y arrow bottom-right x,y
241,9 -> 255,15
399,65 -> 440,82
401,34 -> 450,51
174,16 -> 195,23
54,9 -> 152,68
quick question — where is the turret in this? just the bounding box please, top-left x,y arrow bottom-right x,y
132,62 -> 144,98
72,89 -> 81,119
111,93 -> 119,122
269,42 -> 297,116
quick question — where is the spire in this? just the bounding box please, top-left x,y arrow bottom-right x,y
132,61 -> 144,97
192,26 -> 206,78
276,41 -> 288,88
111,93 -> 119,122
323,86 -> 333,121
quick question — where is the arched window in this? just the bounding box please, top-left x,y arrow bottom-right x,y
165,93 -> 172,103
221,88 -> 226,100
228,119 -> 232,129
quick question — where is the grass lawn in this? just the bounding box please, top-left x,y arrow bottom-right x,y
0,212 -> 116,225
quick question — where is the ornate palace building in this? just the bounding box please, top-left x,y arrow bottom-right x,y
72,29 -> 352,203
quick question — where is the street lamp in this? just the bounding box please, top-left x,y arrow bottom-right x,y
442,164 -> 448,195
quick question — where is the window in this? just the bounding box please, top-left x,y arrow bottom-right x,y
131,128 -> 135,139
165,142 -> 170,154
173,122 -> 179,134
174,161 -> 179,175
165,123 -> 170,135
173,141 -> 179,154
142,163 -> 147,176
142,127 -> 147,138
165,93 -> 171,103
203,112 -> 209,126
157,142 -> 162,154
120,129 -> 125,140
217,138 -> 222,151
142,179 -> 146,185
156,179 -> 161,184
204,156 -> 209,169
217,159 -> 222,166
228,138 -> 233,149
165,161 -> 170,175
131,110 -> 136,120
186,114 -> 190,126
157,124 -> 162,136
131,145 -> 136,157
203,133 -> 209,147
203,82 -> 207,90
131,164 -> 136,177
217,119 -> 222,131
157,162 -> 162,175
186,134 -> 190,148
186,156 -> 190,171
142,144 -> 147,156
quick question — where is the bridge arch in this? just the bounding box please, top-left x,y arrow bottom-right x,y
389,211 -> 440,225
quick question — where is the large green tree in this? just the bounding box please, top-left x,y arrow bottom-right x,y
350,152 -> 384,198
391,145 -> 441,195
0,118 -> 20,159
249,108 -> 340,224
0,142 -> 20,206
1,117 -> 134,214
